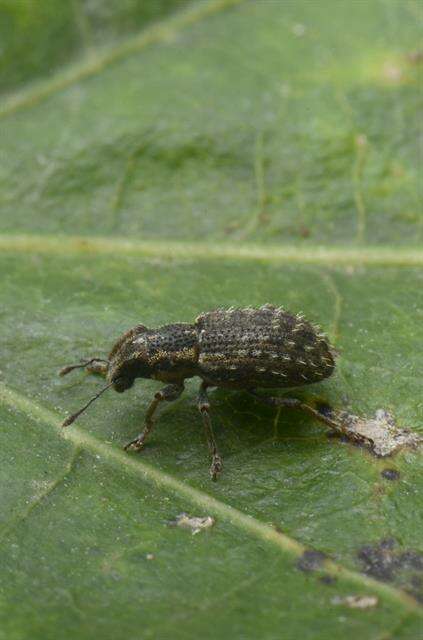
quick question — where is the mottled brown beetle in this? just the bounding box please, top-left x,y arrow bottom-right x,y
60,305 -> 337,480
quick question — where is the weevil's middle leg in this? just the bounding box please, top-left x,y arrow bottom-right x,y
197,382 -> 223,481
59,358 -> 109,377
124,383 -> 184,452
248,390 -> 341,432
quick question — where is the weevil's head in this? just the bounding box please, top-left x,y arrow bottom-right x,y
61,324 -> 153,428
107,324 -> 152,393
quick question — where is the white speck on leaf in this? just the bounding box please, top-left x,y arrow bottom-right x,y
331,595 -> 378,609
292,23 -> 306,37
170,513 -> 215,535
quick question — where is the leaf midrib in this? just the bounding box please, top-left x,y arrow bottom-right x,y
0,381 -> 420,613
0,234 -> 422,266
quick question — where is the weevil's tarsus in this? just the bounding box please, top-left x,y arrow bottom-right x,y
59,358 -> 109,377
198,382 -> 223,481
124,384 -> 184,452
62,380 -> 115,427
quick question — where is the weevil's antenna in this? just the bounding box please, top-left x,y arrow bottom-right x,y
62,381 -> 115,427
59,358 -> 109,377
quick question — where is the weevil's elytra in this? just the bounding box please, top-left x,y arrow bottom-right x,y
60,305 -> 337,480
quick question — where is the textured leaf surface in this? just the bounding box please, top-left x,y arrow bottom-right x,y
0,1 -> 422,639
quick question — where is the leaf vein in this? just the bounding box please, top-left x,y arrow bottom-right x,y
0,0 -> 246,119
0,234 -> 422,266
0,445 -> 81,542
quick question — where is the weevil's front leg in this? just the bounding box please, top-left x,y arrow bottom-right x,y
60,358 -> 109,377
248,390 -> 341,431
124,384 -> 184,452
197,382 -> 223,481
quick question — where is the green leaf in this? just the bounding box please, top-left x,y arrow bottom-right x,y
0,1 -> 422,638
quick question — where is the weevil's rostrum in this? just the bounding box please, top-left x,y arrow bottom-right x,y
61,305 -> 337,480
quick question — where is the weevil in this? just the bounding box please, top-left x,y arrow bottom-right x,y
60,305 -> 338,480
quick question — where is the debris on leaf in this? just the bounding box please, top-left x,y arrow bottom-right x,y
331,595 -> 378,609
169,513 -> 215,535
323,407 -> 421,457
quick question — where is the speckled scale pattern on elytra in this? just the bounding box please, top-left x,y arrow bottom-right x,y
195,305 -> 335,388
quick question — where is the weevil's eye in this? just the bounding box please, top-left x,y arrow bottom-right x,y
113,377 -> 134,393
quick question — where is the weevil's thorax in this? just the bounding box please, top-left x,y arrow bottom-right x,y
107,322 -> 199,390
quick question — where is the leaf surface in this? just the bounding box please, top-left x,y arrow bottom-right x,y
0,1 -> 422,638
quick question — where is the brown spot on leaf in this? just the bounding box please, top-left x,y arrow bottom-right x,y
357,539 -> 423,602
398,551 -> 423,572
358,538 -> 397,581
297,550 -> 326,573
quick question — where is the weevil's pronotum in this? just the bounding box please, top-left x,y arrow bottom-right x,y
60,305 -> 339,480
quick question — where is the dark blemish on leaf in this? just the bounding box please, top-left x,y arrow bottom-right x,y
381,538 -> 396,550
410,575 -> 422,599
381,468 -> 400,481
411,590 -> 423,604
319,574 -> 337,585
316,402 -> 344,441
326,430 -> 341,440
357,539 -> 423,595
297,550 -> 327,573
398,551 -> 423,571
316,401 -> 333,418
357,539 -> 397,581
411,575 -> 422,587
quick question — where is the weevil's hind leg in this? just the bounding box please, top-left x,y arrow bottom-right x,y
124,384 -> 184,452
59,358 -> 109,378
197,382 -> 223,481
248,390 -> 341,431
